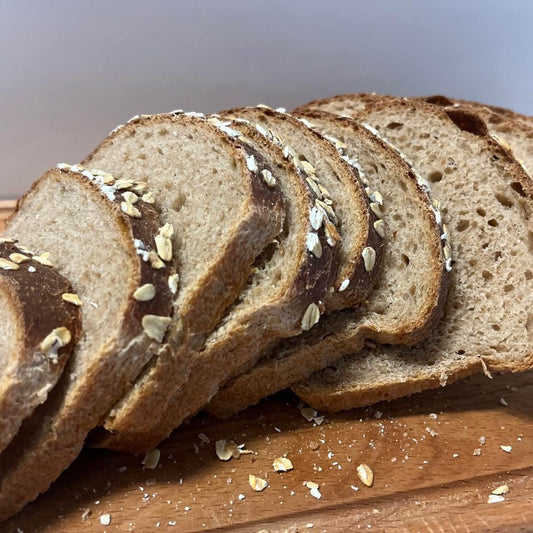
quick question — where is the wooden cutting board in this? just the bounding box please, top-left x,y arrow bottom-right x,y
1,201 -> 532,533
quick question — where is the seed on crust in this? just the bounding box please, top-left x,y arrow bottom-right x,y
132,181 -> 148,193
115,179 -> 134,190
148,251 -> 165,270
357,463 -> 374,487
142,315 -> 172,343
299,160 -> 316,175
133,283 -> 156,301
0,258 -> 20,270
121,202 -> 141,218
316,199 -> 337,225
0,238 -> 15,243
273,457 -> 293,472
62,293 -> 82,306
338,279 -> 350,292
362,247 -> 376,272
168,274 -> 179,295
245,154 -> 258,173
261,169 -> 277,187
301,303 -> 320,331
306,232 -> 323,258
155,235 -> 172,261
309,206 -> 324,230
249,474 -> 268,492
9,253 -> 30,264
373,219 -> 386,238
141,192 -> 155,204
40,327 -> 72,354
324,219 -> 340,247
306,177 -> 323,199
33,252 -> 53,267
492,485 -> 509,495
122,191 -> 139,204
370,202 -> 383,219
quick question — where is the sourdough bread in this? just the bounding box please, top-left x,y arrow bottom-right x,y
206,110 -> 448,418
0,165 -> 174,520
106,115 -> 342,452
83,112 -> 285,448
293,95 -> 533,411
0,240 -> 81,454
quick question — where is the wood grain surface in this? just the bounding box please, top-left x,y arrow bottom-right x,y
1,201 -> 532,533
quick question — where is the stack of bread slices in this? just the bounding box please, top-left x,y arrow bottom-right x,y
1,95 -> 533,520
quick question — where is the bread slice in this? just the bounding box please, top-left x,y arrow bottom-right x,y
292,95 -> 533,411
218,106 -> 381,312
0,240 -> 81,454
206,110 -> 449,418
83,112 -> 285,450
0,165 -> 174,520
104,115 -> 345,452
416,96 -> 533,173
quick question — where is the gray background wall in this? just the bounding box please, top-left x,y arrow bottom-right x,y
1,0 -> 532,198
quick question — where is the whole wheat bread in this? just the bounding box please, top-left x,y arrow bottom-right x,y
206,110 -> 449,418
104,114 -> 344,452
0,240 -> 81,454
292,95 -> 533,411
0,165 -> 174,520
83,112 -> 285,450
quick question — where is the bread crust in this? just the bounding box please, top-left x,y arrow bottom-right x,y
82,112 -> 286,450
292,95 -> 533,412
206,112 -> 448,418
0,167 -> 174,520
0,241 -> 82,453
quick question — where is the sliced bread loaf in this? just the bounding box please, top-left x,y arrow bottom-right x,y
0,165 -> 174,520
83,112 -> 285,449
0,240 -> 81,454
293,96 -> 533,411
218,106 -> 381,312
105,115 -> 343,452
206,110 -> 448,418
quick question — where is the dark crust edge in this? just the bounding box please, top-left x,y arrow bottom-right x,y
0,241 -> 82,452
221,106 -> 382,311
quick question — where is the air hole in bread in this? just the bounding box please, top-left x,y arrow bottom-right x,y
476,207 -> 486,217
186,133 -> 193,140
456,220 -> 469,232
526,314 -> 533,337
144,131 -> 153,139
386,122 -> 403,130
488,218 -> 498,227
157,147 -> 164,156
419,132 -> 430,139
494,251 -> 503,261
525,270 -> 533,280
510,182 -> 526,197
159,128 -> 169,136
456,349 -> 465,355
482,270 -> 493,281
138,153 -> 146,160
445,109 -> 488,136
127,128 -> 137,138
504,284 -> 514,293
469,259 -> 477,267
401,253 -> 410,266
482,242 -> 489,249
528,232 -> 533,254
171,191 -> 187,212
231,158 -> 237,169
492,324 -> 500,331
495,193 -> 514,208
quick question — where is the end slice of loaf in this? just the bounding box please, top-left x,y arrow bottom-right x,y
293,95 -> 533,412
0,240 -> 81,454
82,112 -> 285,450
206,110 -> 448,418
0,166 -> 174,520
